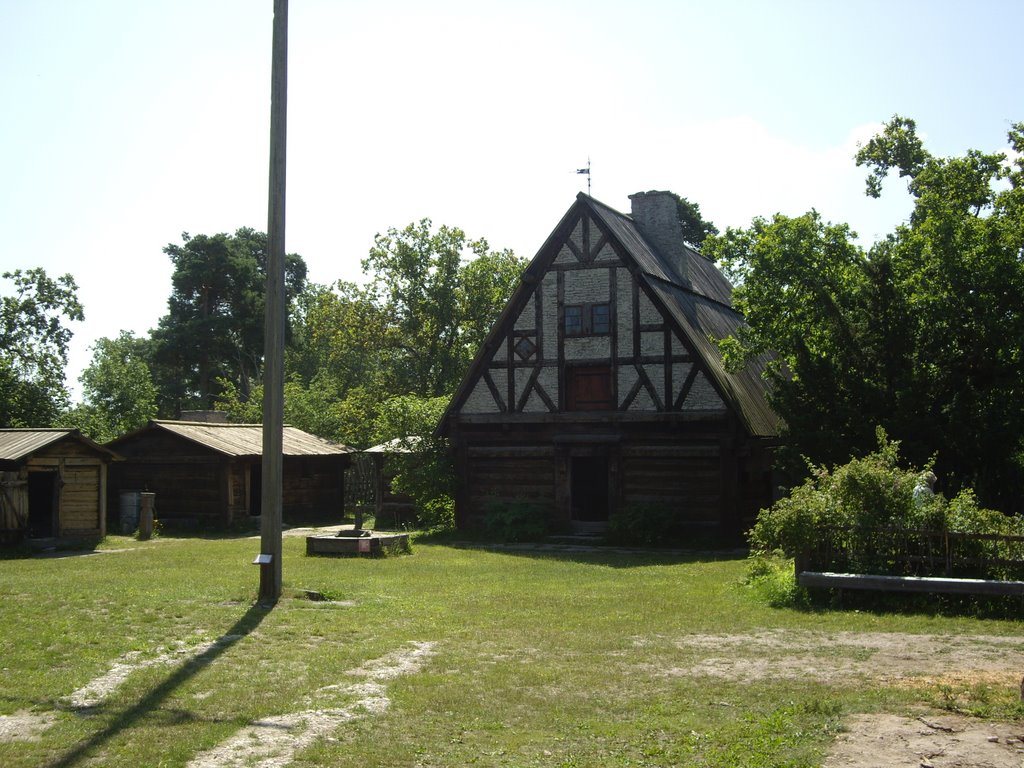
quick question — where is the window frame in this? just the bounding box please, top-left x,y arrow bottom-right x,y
564,301 -> 611,337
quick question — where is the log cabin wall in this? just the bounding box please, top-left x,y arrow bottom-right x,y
108,429 -> 231,528
107,424 -> 351,530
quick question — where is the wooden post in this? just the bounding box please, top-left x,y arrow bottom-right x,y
259,0 -> 288,605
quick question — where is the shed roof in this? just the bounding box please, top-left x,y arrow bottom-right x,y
0,429 -> 120,463
110,421 -> 353,458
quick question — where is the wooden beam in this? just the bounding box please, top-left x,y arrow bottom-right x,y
260,0 -> 287,605
798,571 -> 1024,597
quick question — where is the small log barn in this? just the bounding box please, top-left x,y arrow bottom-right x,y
106,420 -> 353,529
438,191 -> 782,540
0,429 -> 119,542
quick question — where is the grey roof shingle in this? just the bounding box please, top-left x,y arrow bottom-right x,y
586,195 -> 781,437
0,429 -> 120,462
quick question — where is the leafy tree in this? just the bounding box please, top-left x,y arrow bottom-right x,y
457,242 -> 527,355
363,220 -> 526,397
673,192 -> 719,248
63,331 -> 158,442
150,228 -> 307,415
711,211 -> 879,467
707,117 -> 1024,513
372,394 -> 455,530
0,268 -> 83,426
286,281 -> 389,394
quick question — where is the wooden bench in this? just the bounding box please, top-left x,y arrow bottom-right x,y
798,570 -> 1024,597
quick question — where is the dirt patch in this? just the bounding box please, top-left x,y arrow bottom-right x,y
0,710 -> 57,741
66,635 -> 241,709
825,713 -> 1024,768
655,631 -> 1024,685
641,631 -> 1024,767
187,640 -> 436,768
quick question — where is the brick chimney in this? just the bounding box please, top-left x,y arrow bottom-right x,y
629,190 -> 690,285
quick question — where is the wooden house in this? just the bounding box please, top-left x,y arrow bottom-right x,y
106,420 -> 353,529
0,429 -> 119,542
438,191 -> 782,540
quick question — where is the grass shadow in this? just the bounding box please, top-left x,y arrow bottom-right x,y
427,539 -> 748,569
44,602 -> 272,768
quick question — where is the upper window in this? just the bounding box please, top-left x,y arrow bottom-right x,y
565,302 -> 610,336
564,305 -> 583,336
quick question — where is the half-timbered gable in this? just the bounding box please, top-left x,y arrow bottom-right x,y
440,191 -> 781,540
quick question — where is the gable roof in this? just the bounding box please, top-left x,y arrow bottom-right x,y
441,192 -> 781,438
0,428 -> 121,464
108,421 -> 353,458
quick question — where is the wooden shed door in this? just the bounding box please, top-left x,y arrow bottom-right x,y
28,471 -> 58,538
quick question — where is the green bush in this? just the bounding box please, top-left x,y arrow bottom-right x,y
607,503 -> 682,546
480,500 -> 549,542
749,427 -> 1020,581
745,551 -> 811,609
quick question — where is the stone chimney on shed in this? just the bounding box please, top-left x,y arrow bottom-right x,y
629,190 -> 690,286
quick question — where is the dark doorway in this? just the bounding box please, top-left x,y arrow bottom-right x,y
248,465 -> 262,516
570,456 -> 609,523
27,471 -> 58,537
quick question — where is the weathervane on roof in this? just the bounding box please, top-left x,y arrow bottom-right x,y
576,158 -> 591,195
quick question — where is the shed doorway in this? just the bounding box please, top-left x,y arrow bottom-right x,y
248,465 -> 262,517
570,456 -> 609,524
28,471 -> 58,538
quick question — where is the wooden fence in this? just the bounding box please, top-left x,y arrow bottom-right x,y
796,527 -> 1024,596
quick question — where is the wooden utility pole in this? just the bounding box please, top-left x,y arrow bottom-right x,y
259,0 -> 288,605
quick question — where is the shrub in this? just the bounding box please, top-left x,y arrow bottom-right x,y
480,500 -> 549,542
607,503 -> 681,547
745,550 -> 811,609
749,427 -> 1019,582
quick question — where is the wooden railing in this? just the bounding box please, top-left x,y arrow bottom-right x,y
796,527 -> 1024,596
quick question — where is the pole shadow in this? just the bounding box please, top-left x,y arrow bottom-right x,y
45,601 -> 273,768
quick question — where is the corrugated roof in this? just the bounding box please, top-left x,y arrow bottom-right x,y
0,429 -> 120,462
137,421 -> 353,457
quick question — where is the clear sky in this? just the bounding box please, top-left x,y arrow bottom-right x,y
2,0 -> 1021,398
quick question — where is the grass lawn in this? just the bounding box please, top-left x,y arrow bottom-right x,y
1,531 -> 1022,767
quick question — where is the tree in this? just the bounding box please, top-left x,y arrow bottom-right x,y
706,117 -> 1024,513
286,281 -> 389,395
372,394 -> 455,530
0,268 -> 83,426
711,210 -> 879,468
854,117 -> 1024,512
457,241 -> 527,355
149,228 -> 307,414
362,220 -> 526,397
672,192 -> 719,248
63,331 -> 157,442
